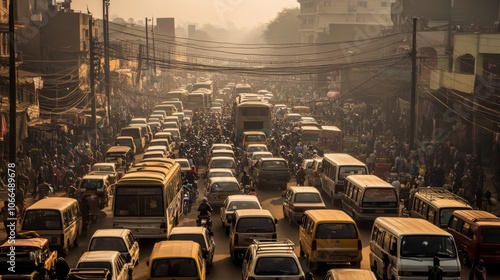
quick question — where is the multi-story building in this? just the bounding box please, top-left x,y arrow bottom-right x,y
298,0 -> 394,43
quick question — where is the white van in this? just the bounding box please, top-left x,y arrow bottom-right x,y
320,153 -> 368,206
120,126 -> 146,153
21,197 -> 83,256
369,217 -> 461,280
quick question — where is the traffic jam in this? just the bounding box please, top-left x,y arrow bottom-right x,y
2,80 -> 499,280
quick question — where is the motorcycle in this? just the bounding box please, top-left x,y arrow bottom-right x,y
197,215 -> 212,231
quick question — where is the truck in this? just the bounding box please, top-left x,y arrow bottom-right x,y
0,236 -> 58,280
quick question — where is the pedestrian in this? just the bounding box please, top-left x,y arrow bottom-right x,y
54,257 -> 70,280
36,177 -> 51,199
428,256 -> 444,280
469,259 -> 487,280
1,201 -> 11,233
382,253 -> 390,280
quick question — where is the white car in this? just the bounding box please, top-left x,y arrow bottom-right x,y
88,229 -> 140,267
76,251 -> 132,280
248,151 -> 273,168
220,194 -> 261,230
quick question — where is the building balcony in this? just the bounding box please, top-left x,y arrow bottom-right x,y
430,69 -> 475,94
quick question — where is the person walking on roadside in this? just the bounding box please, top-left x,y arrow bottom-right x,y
470,259 -> 487,280
428,256 -> 444,280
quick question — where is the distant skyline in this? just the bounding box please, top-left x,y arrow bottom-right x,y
71,0 -> 299,29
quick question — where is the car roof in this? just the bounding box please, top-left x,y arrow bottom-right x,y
260,157 -> 287,162
235,209 -> 273,217
287,186 -> 320,193
91,229 -> 131,238
79,251 -> 122,263
169,226 -> 208,235
208,177 -> 239,183
150,241 -> 201,259
226,194 -> 261,202
207,168 -> 234,174
93,163 -> 115,167
210,156 -> 236,161
82,174 -> 109,180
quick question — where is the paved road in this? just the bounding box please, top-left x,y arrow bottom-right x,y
59,178 -> 500,280
2,163 -> 500,279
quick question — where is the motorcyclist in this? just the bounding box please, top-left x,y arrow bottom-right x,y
197,197 -> 213,228
182,194 -> 191,213
240,171 -> 251,187
186,165 -> 199,185
296,167 -> 306,186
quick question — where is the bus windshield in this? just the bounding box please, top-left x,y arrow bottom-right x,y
114,187 -> 164,216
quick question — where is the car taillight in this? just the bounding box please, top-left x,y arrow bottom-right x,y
160,222 -> 167,228
312,240 -> 316,251
358,240 -> 362,250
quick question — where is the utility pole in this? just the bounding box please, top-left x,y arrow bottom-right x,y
103,0 -> 111,123
8,0 -> 16,164
145,17 -> 150,70
409,17 -> 418,151
89,18 -> 97,149
136,44 -> 144,85
152,17 -> 156,77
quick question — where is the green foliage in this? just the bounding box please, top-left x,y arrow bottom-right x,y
263,8 -> 300,44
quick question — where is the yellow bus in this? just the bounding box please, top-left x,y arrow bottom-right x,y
112,160 -> 182,238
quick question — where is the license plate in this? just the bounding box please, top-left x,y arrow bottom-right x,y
331,256 -> 345,260
375,210 -> 385,214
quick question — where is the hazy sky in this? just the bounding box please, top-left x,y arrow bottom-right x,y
71,0 -> 299,29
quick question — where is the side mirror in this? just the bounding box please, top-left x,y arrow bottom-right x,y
305,272 -> 314,280
126,253 -> 132,262
281,194 -> 285,198
146,260 -> 149,267
390,249 -> 396,256
128,267 -> 133,276
274,218 -> 278,224
209,231 -> 214,236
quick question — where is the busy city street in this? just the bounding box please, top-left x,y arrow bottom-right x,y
2,1 -> 500,280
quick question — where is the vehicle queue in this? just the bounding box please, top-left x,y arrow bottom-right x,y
5,80 -> 499,280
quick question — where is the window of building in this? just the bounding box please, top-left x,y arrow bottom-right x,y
358,1 -> 367,8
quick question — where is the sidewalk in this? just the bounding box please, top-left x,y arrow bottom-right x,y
0,189 -> 67,241
482,167 -> 500,216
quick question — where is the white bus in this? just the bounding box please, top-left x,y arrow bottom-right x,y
112,161 -> 182,238
320,153 -> 368,206
234,101 -> 272,142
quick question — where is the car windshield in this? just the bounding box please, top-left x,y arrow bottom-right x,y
168,234 -> 206,249
261,161 -> 287,169
176,161 -> 190,168
211,160 -> 235,169
315,223 -> 358,239
247,146 -> 267,153
151,258 -> 197,278
227,201 -> 261,211
236,218 -> 275,233
23,210 -> 62,230
209,182 -> 240,192
80,179 -> 104,190
92,166 -> 114,172
208,172 -> 232,178
294,193 -> 322,203
254,257 -> 300,275
401,235 -> 457,258
89,237 -> 127,252
77,262 -> 112,273
246,135 -> 266,142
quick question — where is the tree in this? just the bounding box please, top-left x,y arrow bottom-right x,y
263,8 -> 300,44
